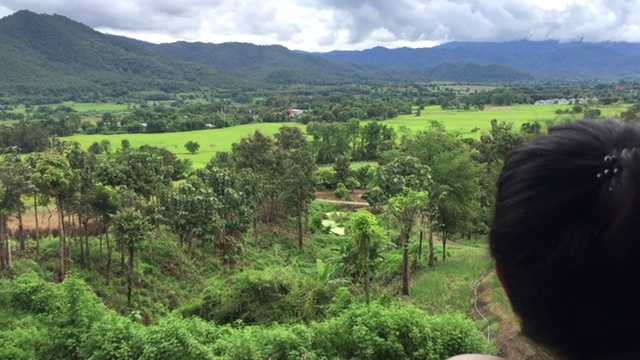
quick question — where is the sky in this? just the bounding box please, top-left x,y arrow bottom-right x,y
1,0 -> 639,52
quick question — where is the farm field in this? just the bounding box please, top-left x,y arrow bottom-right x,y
62,103 -> 629,167
64,122 -> 306,168
386,103 -> 628,136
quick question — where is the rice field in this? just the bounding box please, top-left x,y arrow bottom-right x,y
62,103 -> 630,167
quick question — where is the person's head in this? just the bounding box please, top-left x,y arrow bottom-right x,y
490,119 -> 640,360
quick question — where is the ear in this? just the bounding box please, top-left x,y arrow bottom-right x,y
495,262 -> 512,302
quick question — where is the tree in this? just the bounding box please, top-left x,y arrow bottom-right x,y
387,189 -> 429,296
32,153 -> 77,280
159,177 -> 222,250
112,209 -> 152,305
281,147 -> 317,249
184,140 -> 200,154
88,141 -> 103,155
333,155 -> 351,186
87,185 -> 122,283
346,209 -> 387,304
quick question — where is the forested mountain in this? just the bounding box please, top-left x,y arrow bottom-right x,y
0,10 -> 536,102
134,41 -> 407,84
318,40 -> 640,77
0,10 -> 246,101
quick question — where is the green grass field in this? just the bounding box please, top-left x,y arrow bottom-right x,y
61,103 -> 630,168
65,123 -> 306,168
386,104 -> 627,136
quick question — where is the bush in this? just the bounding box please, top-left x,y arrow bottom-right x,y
309,214 -> 330,234
334,183 -> 349,200
312,304 -> 493,359
139,316 -> 219,360
80,313 -> 145,360
185,268 -> 333,325
10,272 -> 63,314
315,169 -> 336,189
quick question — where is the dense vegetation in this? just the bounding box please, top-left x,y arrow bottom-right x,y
0,109 -> 535,358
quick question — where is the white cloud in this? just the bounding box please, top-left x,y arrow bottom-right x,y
1,0 -> 639,51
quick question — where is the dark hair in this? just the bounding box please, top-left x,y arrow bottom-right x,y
490,120 -> 640,360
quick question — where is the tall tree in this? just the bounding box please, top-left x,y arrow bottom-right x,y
276,126 -> 317,249
112,209 -> 152,305
346,209 -> 386,304
387,190 -> 429,296
32,153 -> 77,280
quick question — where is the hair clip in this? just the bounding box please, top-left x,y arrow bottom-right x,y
597,155 -> 621,182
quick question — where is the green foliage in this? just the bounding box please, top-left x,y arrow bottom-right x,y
184,140 -> 200,154
334,182 -> 349,200
10,272 -> 63,314
38,276 -> 108,360
140,316 -> 218,360
79,313 -> 144,360
313,303 -> 493,359
185,268 -> 333,325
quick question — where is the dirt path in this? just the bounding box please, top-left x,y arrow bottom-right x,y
314,198 -> 370,207
470,271 -> 553,360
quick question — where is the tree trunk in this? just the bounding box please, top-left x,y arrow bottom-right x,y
6,234 -> 11,269
57,197 -> 66,281
120,242 -> 125,272
127,245 -> 134,306
402,231 -> 410,296
47,208 -> 53,236
17,209 -> 25,251
428,224 -> 435,268
78,215 -> 84,265
106,230 -> 112,285
84,221 -> 90,269
34,193 -> 40,255
297,202 -> 303,250
442,231 -> 448,261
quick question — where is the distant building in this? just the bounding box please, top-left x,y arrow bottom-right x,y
288,108 -> 305,116
534,98 -> 597,105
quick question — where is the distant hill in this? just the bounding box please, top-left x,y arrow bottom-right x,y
9,10 -> 640,102
318,40 -> 640,78
0,10 -> 539,101
134,41 -> 407,84
0,10 -> 246,101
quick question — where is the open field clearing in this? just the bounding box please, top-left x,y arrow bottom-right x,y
387,104 -> 628,136
61,104 -> 629,167
64,122 -> 306,168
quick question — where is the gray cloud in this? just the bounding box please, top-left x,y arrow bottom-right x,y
1,0 -> 640,50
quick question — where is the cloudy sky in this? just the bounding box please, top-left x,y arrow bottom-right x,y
1,0 -> 639,51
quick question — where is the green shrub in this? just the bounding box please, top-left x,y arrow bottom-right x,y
334,183 -> 349,200
187,268 -> 333,325
10,272 -> 63,314
139,316 -> 219,360
312,303 -> 493,360
80,313 -> 145,360
213,324 -> 315,360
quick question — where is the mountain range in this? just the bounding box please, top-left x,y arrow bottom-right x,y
1,10 -> 640,101
318,41 -> 640,77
